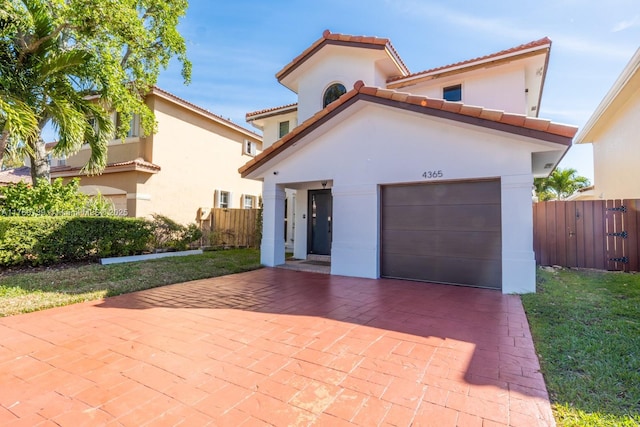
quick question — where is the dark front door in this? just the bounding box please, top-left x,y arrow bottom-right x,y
308,190 -> 332,255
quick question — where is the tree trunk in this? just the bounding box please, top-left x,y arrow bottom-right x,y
29,136 -> 50,185
0,130 -> 8,170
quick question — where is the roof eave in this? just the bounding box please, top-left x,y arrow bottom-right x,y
575,47 -> 640,144
51,162 -> 161,178
150,87 -> 262,141
246,104 -> 298,122
240,83 -> 576,179
535,42 -> 552,118
387,40 -> 551,88
276,31 -> 409,91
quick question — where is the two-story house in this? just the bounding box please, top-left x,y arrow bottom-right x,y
51,87 -> 263,224
574,47 -> 640,200
242,30 -> 577,293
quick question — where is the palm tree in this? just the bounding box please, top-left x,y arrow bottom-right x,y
0,95 -> 39,166
534,167 -> 591,201
0,7 -> 39,165
0,0 -> 112,184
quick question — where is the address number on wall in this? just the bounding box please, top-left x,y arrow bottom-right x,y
422,170 -> 443,179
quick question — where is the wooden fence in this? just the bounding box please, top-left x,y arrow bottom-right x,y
533,199 -> 640,272
196,208 -> 260,248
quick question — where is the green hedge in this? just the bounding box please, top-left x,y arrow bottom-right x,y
0,217 -> 152,266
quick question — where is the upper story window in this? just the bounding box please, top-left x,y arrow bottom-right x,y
323,83 -> 347,108
278,120 -> 290,138
443,84 -> 462,102
127,114 -> 140,137
116,113 -> 140,138
46,153 -> 65,167
244,139 -> 257,156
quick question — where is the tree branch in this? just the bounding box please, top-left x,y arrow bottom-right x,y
17,22 -> 71,63
0,130 -> 9,167
121,45 -> 132,68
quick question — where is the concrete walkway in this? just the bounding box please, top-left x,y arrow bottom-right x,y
0,268 -> 555,426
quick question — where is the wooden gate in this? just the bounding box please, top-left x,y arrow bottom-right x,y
197,208 -> 260,248
533,199 -> 640,272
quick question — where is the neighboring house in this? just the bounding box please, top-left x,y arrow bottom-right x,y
574,47 -> 640,200
0,166 -> 32,187
246,104 -> 298,249
51,87 -> 263,224
242,30 -> 577,293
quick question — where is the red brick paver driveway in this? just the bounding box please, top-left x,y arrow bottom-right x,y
0,269 -> 554,426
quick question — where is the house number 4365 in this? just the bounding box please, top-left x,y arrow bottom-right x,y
422,170 -> 443,179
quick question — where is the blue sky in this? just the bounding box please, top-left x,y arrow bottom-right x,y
156,0 -> 640,182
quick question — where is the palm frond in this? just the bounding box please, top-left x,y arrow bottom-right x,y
0,94 -> 39,142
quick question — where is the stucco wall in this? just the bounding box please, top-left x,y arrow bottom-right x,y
592,85 -> 640,199
259,111 -> 298,148
59,95 -> 263,225
407,65 -> 527,115
260,103 -> 561,293
63,139 -> 147,168
296,47 -> 389,122
62,171 -> 140,216
135,96 -> 263,224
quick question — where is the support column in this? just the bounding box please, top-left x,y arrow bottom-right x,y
331,183 -> 378,278
261,183 -> 286,267
501,174 -> 536,293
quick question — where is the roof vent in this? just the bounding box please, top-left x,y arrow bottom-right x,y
544,163 -> 554,169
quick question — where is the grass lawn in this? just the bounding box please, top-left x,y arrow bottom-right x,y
522,267 -> 640,427
0,248 -> 261,317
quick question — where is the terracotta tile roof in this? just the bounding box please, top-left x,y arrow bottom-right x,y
276,30 -> 409,82
239,80 -> 577,178
246,103 -> 298,120
0,166 -> 31,185
109,158 -> 161,171
150,87 -> 261,140
387,37 -> 552,86
51,158 -> 161,176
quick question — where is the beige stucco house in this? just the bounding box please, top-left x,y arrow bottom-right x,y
574,47 -> 640,200
51,87 -> 263,224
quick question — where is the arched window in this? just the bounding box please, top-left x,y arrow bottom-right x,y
323,83 -> 347,108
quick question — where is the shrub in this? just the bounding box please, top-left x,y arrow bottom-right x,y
0,217 -> 151,266
149,214 -> 203,252
0,178 -> 116,216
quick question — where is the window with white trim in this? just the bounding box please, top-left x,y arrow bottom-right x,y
323,83 -> 347,108
278,121 -> 290,138
244,140 -> 257,156
46,153 -> 68,168
443,84 -> 462,102
219,191 -> 230,208
115,113 -> 141,138
243,195 -> 255,209
127,114 -> 140,137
